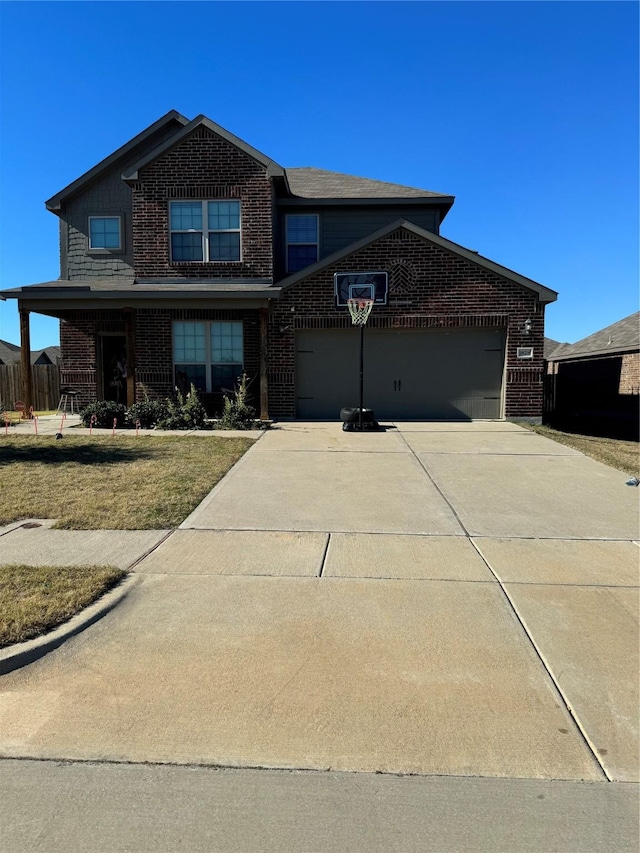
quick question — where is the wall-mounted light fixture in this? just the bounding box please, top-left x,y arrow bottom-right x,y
279,324 -> 292,336
523,318 -> 532,335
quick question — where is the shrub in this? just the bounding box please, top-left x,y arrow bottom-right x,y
156,384 -> 207,430
182,384 -> 207,428
126,396 -> 170,429
80,400 -> 127,428
216,373 -> 259,430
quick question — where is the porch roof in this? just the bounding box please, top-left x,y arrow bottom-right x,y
0,279 -> 281,302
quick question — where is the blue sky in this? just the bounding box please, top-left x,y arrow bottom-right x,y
0,0 -> 637,349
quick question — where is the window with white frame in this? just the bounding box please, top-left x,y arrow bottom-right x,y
173,321 -> 244,393
286,214 -> 318,272
170,201 -> 241,262
89,216 -> 122,250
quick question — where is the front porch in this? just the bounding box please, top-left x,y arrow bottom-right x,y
8,281 -> 277,418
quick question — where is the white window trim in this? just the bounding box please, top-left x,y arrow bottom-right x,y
169,200 -> 242,264
88,215 -> 123,251
285,213 -> 319,272
173,321 -> 244,392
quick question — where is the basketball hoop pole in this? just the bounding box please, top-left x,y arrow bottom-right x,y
359,321 -> 364,431
347,298 -> 373,430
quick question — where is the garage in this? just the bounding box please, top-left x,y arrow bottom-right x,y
296,327 -> 506,420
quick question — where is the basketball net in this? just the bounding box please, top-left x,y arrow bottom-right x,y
347,298 -> 374,326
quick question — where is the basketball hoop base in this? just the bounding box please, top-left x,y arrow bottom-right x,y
340,407 -> 381,431
342,420 -> 381,432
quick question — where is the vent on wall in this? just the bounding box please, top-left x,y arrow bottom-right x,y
517,347 -> 534,359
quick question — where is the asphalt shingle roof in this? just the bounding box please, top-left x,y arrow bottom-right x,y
0,340 -> 61,365
285,167 -> 450,200
0,339 -> 20,364
548,312 -> 639,361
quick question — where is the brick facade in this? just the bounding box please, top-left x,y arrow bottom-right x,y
268,227 -> 545,419
60,308 -> 262,413
59,226 -> 546,419
45,116 -> 554,422
619,352 -> 639,395
130,127 -> 274,280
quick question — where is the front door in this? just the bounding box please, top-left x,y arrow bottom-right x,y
100,335 -> 127,403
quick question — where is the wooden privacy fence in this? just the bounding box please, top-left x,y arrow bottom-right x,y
0,364 -> 60,411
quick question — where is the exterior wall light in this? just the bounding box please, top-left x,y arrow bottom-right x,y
523,318 -> 532,335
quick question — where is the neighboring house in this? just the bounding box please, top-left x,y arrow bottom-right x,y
0,339 -> 60,366
545,312 -> 639,437
0,111 -> 557,421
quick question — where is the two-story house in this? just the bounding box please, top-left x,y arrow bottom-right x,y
1,110 -> 557,421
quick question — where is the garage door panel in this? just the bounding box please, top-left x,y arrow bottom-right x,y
296,328 -> 505,420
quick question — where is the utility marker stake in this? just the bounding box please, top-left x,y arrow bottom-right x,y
112,417 -> 117,437
33,415 -> 38,435
89,414 -> 97,435
59,412 -> 66,433
135,419 -> 141,437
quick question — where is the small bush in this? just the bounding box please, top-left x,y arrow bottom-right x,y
156,384 -> 207,430
80,400 -> 127,428
216,373 -> 259,430
126,397 -> 170,429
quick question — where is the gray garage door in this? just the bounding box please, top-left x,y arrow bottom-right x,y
296,328 -> 506,419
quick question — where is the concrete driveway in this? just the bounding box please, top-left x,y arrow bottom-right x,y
0,421 -> 638,786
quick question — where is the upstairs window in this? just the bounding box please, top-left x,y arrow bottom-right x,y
89,216 -> 122,250
286,214 -> 318,272
170,201 -> 241,263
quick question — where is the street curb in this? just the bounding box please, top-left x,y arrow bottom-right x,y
0,573 -> 141,676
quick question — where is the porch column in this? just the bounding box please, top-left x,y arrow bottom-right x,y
259,307 -> 269,420
124,308 -> 136,407
19,303 -> 33,416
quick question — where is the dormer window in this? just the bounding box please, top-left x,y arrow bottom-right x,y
170,200 -> 241,263
89,216 -> 122,250
286,214 -> 318,272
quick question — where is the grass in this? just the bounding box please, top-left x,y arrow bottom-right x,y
0,564 -> 126,647
523,423 -> 640,477
0,434 -> 254,528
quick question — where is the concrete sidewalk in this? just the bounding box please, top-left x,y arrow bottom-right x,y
0,421 -> 638,789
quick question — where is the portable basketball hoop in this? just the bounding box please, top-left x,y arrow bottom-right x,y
348,294 -> 374,431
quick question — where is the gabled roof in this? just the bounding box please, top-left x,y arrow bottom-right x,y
0,340 -> 61,365
278,219 -> 558,304
33,346 -> 61,365
544,337 -> 570,360
285,167 -> 452,200
0,339 -> 20,364
45,111 -> 190,212
548,311 -> 639,361
122,115 -> 286,182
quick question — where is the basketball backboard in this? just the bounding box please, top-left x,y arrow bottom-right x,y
334,272 -> 388,307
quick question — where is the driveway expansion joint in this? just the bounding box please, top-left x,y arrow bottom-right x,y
470,538 -> 612,782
